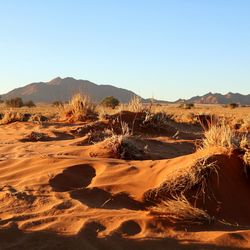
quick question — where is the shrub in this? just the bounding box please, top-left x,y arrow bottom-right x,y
228,103 -> 239,109
24,100 -> 36,107
5,97 -> 24,108
101,96 -> 120,109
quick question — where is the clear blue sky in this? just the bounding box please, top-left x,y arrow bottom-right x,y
0,0 -> 249,101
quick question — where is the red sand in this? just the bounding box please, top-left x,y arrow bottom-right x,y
0,120 -> 250,249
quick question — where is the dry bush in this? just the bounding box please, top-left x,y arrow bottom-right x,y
150,195 -> 213,225
29,114 -> 48,124
59,94 -> 96,121
143,111 -> 171,127
201,121 -> 234,150
22,131 -> 49,142
87,129 -> 113,144
0,111 -> 27,125
103,134 -> 143,160
240,135 -> 250,172
127,96 -> 143,112
97,107 -> 108,120
146,157 -> 218,201
100,122 -> 144,159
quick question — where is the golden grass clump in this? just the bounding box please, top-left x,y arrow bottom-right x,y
103,134 -> 143,160
202,121 -> 234,150
150,195 -> 214,225
240,135 -> 250,171
0,111 -> 25,125
127,96 -> 143,112
143,111 -> 171,127
145,156 -> 218,201
99,122 -> 144,160
60,94 -> 96,121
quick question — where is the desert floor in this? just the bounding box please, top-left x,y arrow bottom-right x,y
0,105 -> 250,250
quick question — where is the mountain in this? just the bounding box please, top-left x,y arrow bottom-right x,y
1,78 -> 249,105
175,92 -> 250,105
1,77 -> 142,103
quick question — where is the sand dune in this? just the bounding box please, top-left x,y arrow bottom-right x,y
0,113 -> 250,249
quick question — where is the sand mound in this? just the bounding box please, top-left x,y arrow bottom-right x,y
201,150 -> 250,225
88,135 -> 196,160
145,149 -> 250,225
106,111 -> 202,139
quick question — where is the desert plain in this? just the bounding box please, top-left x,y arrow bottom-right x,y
0,99 -> 250,250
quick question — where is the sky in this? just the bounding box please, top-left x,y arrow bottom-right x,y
0,0 -> 249,101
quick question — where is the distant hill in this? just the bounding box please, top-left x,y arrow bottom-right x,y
1,77 -> 249,105
1,77 -> 142,103
175,92 -> 250,105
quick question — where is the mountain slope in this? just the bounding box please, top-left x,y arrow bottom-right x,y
2,77 -> 141,103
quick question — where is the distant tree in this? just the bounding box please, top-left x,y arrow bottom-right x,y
101,96 -> 120,109
5,97 -> 24,108
228,103 -> 239,109
24,100 -> 36,108
0,95 -> 3,104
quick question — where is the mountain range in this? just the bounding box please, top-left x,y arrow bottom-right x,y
176,92 -> 250,105
1,77 -> 250,105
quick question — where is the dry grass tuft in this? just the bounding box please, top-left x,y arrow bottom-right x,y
86,129 -> 113,144
240,135 -> 250,174
150,195 -> 214,225
143,111 -> 171,127
29,114 -> 48,124
103,134 -> 143,160
23,131 -> 48,142
201,121 -> 234,150
59,94 -> 96,122
99,122 -> 144,159
127,96 -> 143,112
0,111 -> 26,125
146,156 -> 218,201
